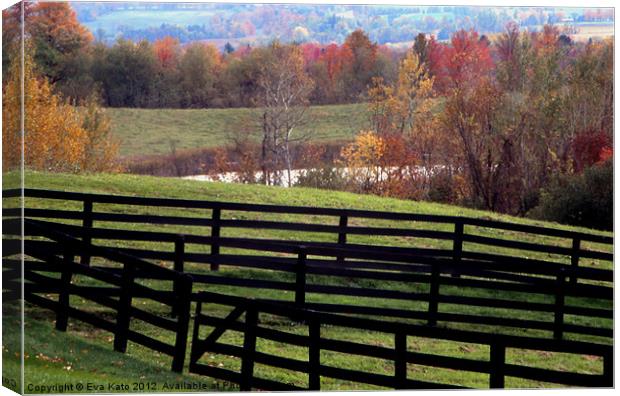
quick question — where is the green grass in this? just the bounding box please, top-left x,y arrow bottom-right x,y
3,171 -> 613,390
107,103 -> 368,157
2,305 -> 222,394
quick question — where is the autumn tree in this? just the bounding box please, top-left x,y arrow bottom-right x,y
2,48 -> 119,173
562,38 -> 613,138
428,30 -> 493,94
3,2 -> 94,100
437,30 -> 522,212
441,77 -> 526,213
339,130 -> 417,198
495,22 -> 531,92
256,42 -> 314,186
78,94 -> 122,172
179,43 -> 222,108
340,29 -> 379,101
27,2 -> 93,88
306,43 -> 348,103
153,36 -> 181,68
340,131 -> 387,193
152,36 -> 182,107
365,49 -> 440,197
2,2 -> 33,77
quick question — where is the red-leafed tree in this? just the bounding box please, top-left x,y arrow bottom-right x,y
428,30 -> 493,94
320,43 -> 344,82
300,43 -> 321,65
446,30 -> 493,91
153,36 -> 181,69
571,130 -> 613,173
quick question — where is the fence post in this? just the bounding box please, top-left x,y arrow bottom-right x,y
210,208 -> 221,271
427,263 -> 440,326
189,300 -> 204,371
554,268 -> 566,340
114,262 -> 135,354
171,274 -> 193,373
603,349 -> 613,387
570,238 -> 581,285
337,215 -> 348,264
394,331 -> 407,389
295,246 -> 308,307
489,342 -> 506,388
171,235 -> 185,316
452,221 -> 464,278
56,248 -> 74,331
309,317 -> 321,390
80,199 -> 93,266
240,306 -> 258,391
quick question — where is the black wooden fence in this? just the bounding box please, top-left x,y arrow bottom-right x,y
2,188 -> 614,389
12,217 -> 613,343
3,218 -> 193,372
5,188 -> 612,273
190,291 -> 613,390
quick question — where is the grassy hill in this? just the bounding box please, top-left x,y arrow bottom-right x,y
107,103 -> 368,157
3,172 -> 612,390
16,171 -> 612,237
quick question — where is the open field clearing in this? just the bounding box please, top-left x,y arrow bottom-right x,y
107,103 -> 368,157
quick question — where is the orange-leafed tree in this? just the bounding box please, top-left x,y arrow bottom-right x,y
26,2 -> 93,83
320,43 -> 344,82
2,49 -> 119,173
153,36 -> 181,69
340,29 -> 379,100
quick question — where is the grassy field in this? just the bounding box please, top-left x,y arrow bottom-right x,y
3,171 -> 612,391
83,10 -> 217,35
107,103 -> 368,157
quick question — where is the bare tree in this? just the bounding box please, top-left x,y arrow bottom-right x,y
256,42 -> 314,186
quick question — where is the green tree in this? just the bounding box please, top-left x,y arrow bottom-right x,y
179,42 -> 221,108
91,39 -> 158,107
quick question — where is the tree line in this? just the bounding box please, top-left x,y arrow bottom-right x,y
3,2 -> 399,109
2,3 -> 613,229
209,24 -> 612,228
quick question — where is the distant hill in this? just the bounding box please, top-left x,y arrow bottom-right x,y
72,2 -> 613,48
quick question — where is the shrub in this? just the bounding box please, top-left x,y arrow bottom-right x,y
295,167 -> 346,190
529,160 -> 612,230
427,170 -> 456,203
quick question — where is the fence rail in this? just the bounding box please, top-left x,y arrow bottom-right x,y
2,188 -> 614,389
9,216 -> 612,342
3,218 -> 193,372
190,291 -> 613,390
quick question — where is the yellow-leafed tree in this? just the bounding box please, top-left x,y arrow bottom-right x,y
2,49 -> 119,173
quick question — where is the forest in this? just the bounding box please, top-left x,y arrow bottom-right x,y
1,2 -> 613,230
